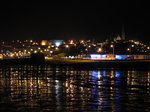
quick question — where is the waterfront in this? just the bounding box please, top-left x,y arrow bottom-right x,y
0,65 -> 150,112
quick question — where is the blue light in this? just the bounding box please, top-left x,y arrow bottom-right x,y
53,40 -> 63,47
90,70 -> 99,110
101,54 -> 106,59
115,55 -> 128,60
115,71 -> 121,78
91,71 -> 99,81
92,70 -> 98,76
102,70 -> 106,77
55,42 -> 61,47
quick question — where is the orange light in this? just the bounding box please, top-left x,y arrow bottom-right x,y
98,48 -> 102,52
66,45 -> 69,48
41,40 -> 47,46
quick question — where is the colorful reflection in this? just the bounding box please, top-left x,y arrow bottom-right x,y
0,66 -> 150,111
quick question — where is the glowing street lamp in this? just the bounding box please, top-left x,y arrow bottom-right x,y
127,48 -> 130,51
110,44 -> 114,55
110,44 -> 114,48
34,50 -> 37,53
65,45 -> 70,53
127,48 -> 131,54
98,48 -> 102,52
65,45 -> 69,48
55,47 -> 59,50
131,44 -> 134,47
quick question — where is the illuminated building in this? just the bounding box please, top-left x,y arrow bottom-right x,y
41,40 -> 48,46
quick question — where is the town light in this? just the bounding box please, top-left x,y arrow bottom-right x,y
55,47 -> 59,50
98,48 -> 102,52
41,40 -> 47,46
110,44 -> 114,48
34,50 -> 37,53
65,45 -> 69,48
127,48 -> 130,51
70,40 -> 74,44
110,44 -> 115,55
131,45 -> 134,47
55,42 -> 61,47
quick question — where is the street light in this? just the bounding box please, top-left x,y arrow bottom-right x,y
97,48 -> 102,52
127,48 -> 131,54
65,45 -> 69,48
110,44 -> 114,55
65,45 -> 70,53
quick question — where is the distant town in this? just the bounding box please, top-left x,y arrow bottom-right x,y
0,32 -> 150,60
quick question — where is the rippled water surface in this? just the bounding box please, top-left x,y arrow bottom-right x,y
0,65 -> 150,112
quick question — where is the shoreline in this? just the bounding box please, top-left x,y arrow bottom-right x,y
0,58 -> 150,69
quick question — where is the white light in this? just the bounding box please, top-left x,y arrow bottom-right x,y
131,45 -> 134,47
90,54 -> 106,60
55,42 -> 61,47
98,48 -> 102,52
110,45 -> 114,48
90,54 -> 101,60
65,45 -> 69,48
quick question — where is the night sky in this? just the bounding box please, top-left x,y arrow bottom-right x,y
0,0 -> 149,41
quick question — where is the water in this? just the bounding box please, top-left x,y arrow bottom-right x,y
0,65 -> 150,112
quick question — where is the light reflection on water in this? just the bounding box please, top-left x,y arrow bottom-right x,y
0,65 -> 150,112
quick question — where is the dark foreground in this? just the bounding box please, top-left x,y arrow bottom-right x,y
1,58 -> 150,69
0,65 -> 150,112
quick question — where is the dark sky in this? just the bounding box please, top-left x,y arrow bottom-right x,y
0,0 -> 149,41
